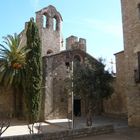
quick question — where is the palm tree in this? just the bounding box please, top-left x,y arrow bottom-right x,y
0,33 -> 30,118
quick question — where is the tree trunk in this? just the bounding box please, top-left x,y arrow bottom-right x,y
86,100 -> 92,126
97,99 -> 104,115
13,87 -> 17,118
86,110 -> 92,126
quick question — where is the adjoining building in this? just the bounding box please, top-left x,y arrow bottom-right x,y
104,0 -> 140,127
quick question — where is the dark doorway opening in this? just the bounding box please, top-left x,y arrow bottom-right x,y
74,99 -> 81,116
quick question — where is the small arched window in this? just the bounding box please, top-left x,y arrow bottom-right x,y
43,15 -> 47,28
53,17 -> 57,31
47,50 -> 53,54
43,14 -> 49,28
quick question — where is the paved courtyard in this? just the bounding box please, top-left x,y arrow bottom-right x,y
1,115 -> 128,137
2,115 -> 140,140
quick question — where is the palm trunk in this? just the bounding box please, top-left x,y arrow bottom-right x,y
13,87 -> 17,118
13,86 -> 23,118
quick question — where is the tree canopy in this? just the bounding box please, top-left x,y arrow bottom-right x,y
0,33 -> 29,86
65,58 -> 114,126
72,58 -> 114,106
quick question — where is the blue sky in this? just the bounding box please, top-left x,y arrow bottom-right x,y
0,0 -> 123,71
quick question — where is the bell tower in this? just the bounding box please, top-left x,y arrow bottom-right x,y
36,5 -> 63,56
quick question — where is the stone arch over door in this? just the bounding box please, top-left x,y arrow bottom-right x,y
47,49 -> 53,55
73,54 -> 83,63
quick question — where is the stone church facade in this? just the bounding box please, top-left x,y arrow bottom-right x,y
0,5 -> 100,120
25,2 -> 140,125
1,2 -> 140,127
33,5 -> 99,119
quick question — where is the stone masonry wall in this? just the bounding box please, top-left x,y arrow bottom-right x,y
104,51 -> 127,118
41,29 -> 61,56
43,53 -> 68,119
36,5 -> 63,56
66,36 -> 86,52
120,0 -> 140,126
43,50 -> 92,120
0,86 -> 14,118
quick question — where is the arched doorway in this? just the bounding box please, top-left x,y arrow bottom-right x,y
74,99 -> 81,116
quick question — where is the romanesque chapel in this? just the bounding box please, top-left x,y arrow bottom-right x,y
0,5 -> 100,120
0,2 -> 140,127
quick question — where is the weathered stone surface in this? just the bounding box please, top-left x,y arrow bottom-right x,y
104,51 -> 127,118
0,86 -> 13,118
42,49 -> 99,119
66,36 -> 86,52
115,0 -> 140,126
36,5 -> 63,56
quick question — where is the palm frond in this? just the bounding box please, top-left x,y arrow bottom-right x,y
0,33 -> 29,87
